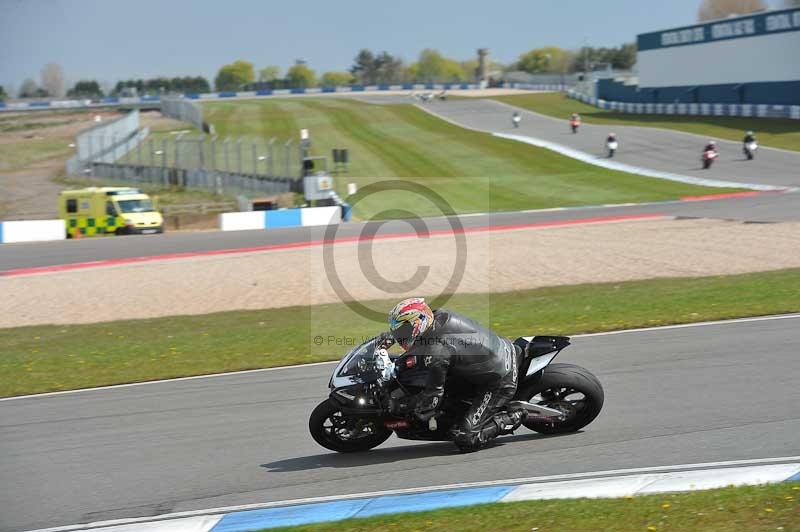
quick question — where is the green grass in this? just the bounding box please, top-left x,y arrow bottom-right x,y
201,98 -> 731,219
2,268 -> 800,397
0,119 -> 74,133
263,483 -> 800,532
491,92 -> 800,152
0,139 -> 74,171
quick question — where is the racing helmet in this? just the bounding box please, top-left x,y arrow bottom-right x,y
746,131 -> 753,136
389,297 -> 433,350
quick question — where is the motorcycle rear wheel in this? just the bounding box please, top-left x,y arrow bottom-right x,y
309,399 -> 392,453
518,363 -> 604,434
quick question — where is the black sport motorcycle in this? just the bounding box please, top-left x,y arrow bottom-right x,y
309,335 -> 604,452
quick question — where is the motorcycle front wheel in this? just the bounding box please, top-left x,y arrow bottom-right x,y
309,399 -> 392,453
518,363 -> 604,434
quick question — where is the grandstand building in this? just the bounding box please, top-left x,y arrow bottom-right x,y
598,7 -> 800,105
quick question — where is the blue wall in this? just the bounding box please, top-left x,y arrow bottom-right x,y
597,79 -> 800,105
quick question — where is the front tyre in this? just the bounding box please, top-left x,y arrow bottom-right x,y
309,399 -> 392,453
519,363 -> 604,434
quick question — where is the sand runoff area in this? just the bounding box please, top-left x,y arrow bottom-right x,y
2,217 -> 799,328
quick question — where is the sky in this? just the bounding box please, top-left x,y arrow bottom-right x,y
0,0 -> 788,91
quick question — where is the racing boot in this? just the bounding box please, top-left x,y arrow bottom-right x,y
493,408 -> 526,436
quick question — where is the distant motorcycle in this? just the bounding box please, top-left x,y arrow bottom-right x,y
512,114 -> 521,128
570,118 -> 580,134
744,141 -> 758,160
606,139 -> 618,158
702,148 -> 718,169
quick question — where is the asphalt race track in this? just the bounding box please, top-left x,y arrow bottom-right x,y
1,315 -> 799,531
1,97 -> 799,532
420,98 -> 800,188
2,96 -> 799,273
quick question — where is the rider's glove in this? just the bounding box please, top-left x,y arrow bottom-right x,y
377,331 -> 395,349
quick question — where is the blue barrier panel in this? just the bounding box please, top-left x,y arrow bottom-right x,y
0,222 -> 4,244
255,89 -> 273,96
460,83 -> 469,89
290,88 -> 306,94
321,86 -> 336,93
401,83 -> 414,90
218,92 -> 237,98
264,209 -> 302,229
443,83 -> 452,90
102,97 -> 120,104
351,85 -> 365,92
378,84 -> 390,91
341,203 -> 352,222
184,93 -> 200,99
424,83 -> 435,90
139,95 -> 160,101
0,102 -> 6,108
29,101 -> 51,107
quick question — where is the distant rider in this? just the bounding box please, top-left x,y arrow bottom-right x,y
704,140 -> 717,154
570,113 -> 581,133
606,132 -> 617,144
512,111 -> 521,128
743,131 -> 756,145
384,298 -> 526,452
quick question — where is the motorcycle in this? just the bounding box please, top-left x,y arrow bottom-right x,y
744,141 -> 757,160
570,119 -> 580,134
607,140 -> 618,158
702,148 -> 718,169
512,115 -> 521,128
309,334 -> 604,453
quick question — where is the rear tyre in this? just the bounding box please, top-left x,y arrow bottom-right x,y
309,399 -> 392,453
518,363 -> 604,434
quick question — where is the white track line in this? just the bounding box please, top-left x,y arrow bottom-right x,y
2,313 -> 798,402
26,455 -> 800,532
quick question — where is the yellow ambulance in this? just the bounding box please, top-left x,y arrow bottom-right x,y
58,187 -> 164,237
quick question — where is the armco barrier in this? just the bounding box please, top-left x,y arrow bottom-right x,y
219,206 -> 340,232
0,219 -> 65,244
565,89 -> 800,120
0,84 -> 482,113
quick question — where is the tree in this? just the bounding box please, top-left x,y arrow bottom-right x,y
320,71 -> 354,87
350,49 -> 405,84
516,47 -> 573,74
697,0 -> 766,21
569,44 -> 636,72
214,60 -> 255,91
258,66 -> 281,83
374,51 -> 404,84
0,85 -> 7,101
67,80 -> 103,98
286,63 -> 317,88
40,62 -> 65,98
18,78 -> 38,98
350,49 -> 378,84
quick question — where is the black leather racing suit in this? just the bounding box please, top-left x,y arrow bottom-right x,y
404,309 -> 522,450
743,134 -> 756,145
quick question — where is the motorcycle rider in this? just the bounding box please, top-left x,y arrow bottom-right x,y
703,140 -> 717,154
606,132 -> 618,157
385,297 -> 526,451
512,111 -> 521,127
570,113 -> 581,133
743,131 -> 756,145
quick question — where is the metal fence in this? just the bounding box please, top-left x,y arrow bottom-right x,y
76,133 -> 304,197
161,97 -> 205,131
